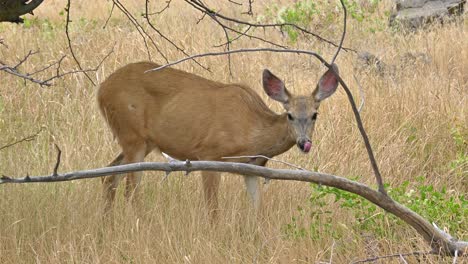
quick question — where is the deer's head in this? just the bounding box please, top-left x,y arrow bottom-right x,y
262,65 -> 339,153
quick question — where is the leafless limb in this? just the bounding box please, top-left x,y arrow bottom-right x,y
351,251 -> 436,263
185,0 -> 356,52
185,0 -> 288,49
0,127 -> 44,151
0,160 -> 466,256
65,0 -> 96,86
13,50 -> 38,69
39,46 -> 114,85
52,144 -> 62,176
8,45 -> 113,86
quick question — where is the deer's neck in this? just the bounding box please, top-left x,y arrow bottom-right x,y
253,113 -> 296,158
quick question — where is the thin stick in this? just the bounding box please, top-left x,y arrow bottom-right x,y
65,0 -> 96,86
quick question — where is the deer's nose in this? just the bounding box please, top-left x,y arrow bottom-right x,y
297,138 -> 312,153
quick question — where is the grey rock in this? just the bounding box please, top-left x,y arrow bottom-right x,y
390,0 -> 466,30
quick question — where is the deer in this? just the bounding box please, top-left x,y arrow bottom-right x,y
98,61 -> 339,218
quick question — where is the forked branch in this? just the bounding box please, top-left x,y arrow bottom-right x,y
0,161 -> 466,256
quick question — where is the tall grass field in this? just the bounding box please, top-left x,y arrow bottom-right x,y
0,0 -> 466,263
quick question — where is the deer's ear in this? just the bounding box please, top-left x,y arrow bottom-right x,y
313,64 -> 339,102
262,69 -> 290,104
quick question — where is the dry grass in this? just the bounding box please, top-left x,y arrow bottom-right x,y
0,0 -> 466,263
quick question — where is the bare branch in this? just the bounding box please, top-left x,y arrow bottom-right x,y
40,46 -> 114,85
0,161 -> 466,255
13,50 -> 39,69
52,144 -> 62,176
0,46 -> 113,86
185,0 -> 356,52
0,127 -> 44,151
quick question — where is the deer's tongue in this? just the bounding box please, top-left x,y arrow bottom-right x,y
303,141 -> 312,153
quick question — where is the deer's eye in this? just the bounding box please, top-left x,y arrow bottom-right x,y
287,113 -> 294,121
311,113 -> 318,120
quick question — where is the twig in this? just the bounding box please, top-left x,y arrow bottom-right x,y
52,144 -> 61,176
222,155 -> 305,170
1,47 -> 112,86
103,2 -> 115,29
0,127 -> 44,151
65,0 -> 96,86
13,50 -> 38,69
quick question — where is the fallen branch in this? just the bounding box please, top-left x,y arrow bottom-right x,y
0,161 -> 466,256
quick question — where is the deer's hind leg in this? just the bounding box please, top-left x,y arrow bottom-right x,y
202,171 -> 221,221
102,139 -> 152,211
